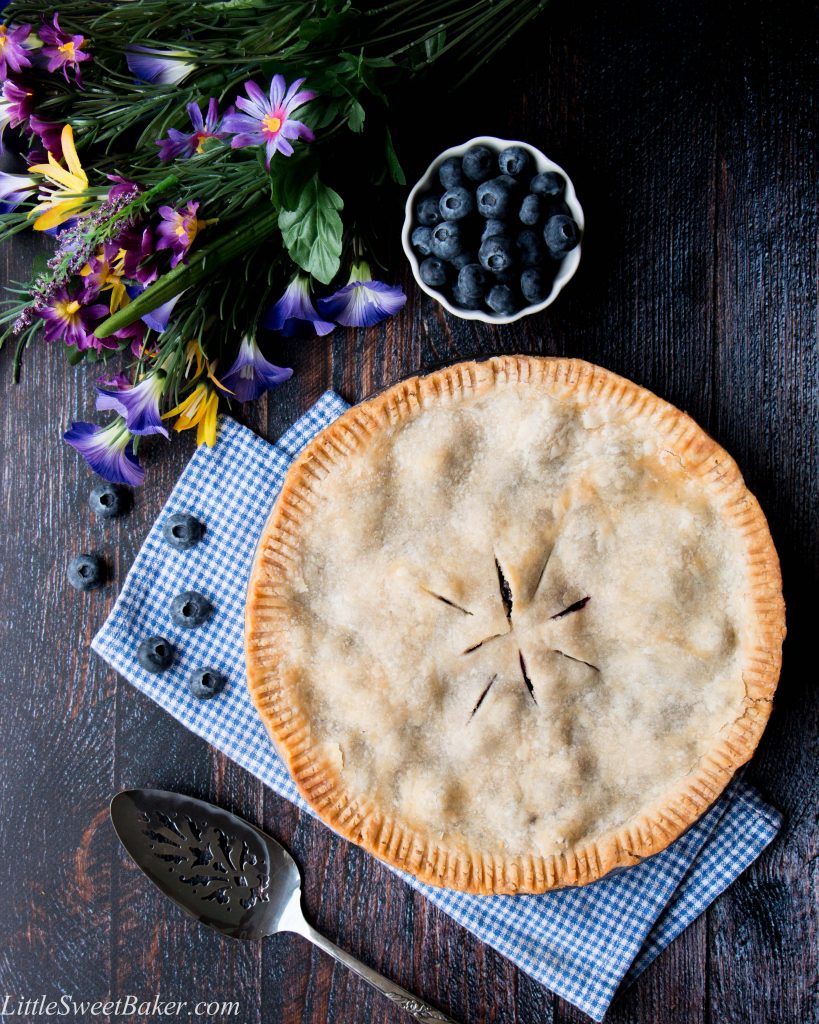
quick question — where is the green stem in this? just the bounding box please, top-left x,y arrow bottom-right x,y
137,174 -> 180,206
94,203 -> 279,338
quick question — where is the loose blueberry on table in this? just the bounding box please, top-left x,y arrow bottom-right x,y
67,553 -> 105,592
170,590 -> 213,628
89,483 -> 130,519
410,143 -> 580,317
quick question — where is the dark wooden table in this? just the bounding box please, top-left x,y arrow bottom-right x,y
1,1 -> 816,1021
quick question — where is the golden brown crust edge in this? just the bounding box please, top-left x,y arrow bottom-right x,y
245,356 -> 785,895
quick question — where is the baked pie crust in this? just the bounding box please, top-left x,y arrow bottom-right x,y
245,357 -> 785,894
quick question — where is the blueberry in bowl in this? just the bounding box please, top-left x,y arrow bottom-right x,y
402,136 -> 583,323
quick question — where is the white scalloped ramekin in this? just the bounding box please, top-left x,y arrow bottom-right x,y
401,136 -> 584,325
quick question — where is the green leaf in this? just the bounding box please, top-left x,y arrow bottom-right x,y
298,4 -> 356,44
385,127 -> 406,186
347,99 -> 366,133
278,177 -> 344,285
424,28 -> 448,61
270,153 -> 318,210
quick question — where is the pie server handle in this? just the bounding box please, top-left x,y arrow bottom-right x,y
292,917 -> 457,1023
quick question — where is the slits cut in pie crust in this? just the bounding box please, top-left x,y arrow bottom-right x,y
245,357 -> 785,894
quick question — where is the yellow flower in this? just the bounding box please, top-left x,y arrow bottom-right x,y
163,383 -> 220,447
182,341 -> 233,391
79,248 -> 128,312
28,125 -> 89,231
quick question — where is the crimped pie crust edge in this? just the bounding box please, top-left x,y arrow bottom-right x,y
245,356 -> 785,894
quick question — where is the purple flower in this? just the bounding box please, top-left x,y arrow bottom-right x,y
96,371 -> 168,438
0,79 -> 33,137
223,76 -> 315,167
116,223 -> 157,285
39,13 -> 91,86
221,335 -> 293,402
0,169 -> 35,211
64,419 -> 144,486
0,22 -> 32,79
126,45 -> 195,86
113,319 -> 150,358
317,262 -> 406,328
156,201 -> 205,267
123,282 -> 181,334
261,275 -> 334,337
106,174 -> 141,202
140,292 -> 180,333
156,98 -> 231,162
38,286 -> 110,350
28,114 -> 63,158
98,372 -> 131,389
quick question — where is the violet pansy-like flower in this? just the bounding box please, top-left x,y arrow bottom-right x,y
64,418 -> 144,486
223,76 -> 315,167
126,45 -> 196,86
261,275 -> 334,337
39,13 -> 91,86
38,286 -> 109,350
221,335 -> 293,403
116,223 -> 157,285
80,243 -> 128,313
156,201 -> 206,267
96,371 -> 169,438
0,22 -> 32,79
317,261 -> 406,328
156,98 -> 230,162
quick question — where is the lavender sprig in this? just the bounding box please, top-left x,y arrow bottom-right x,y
13,176 -> 178,335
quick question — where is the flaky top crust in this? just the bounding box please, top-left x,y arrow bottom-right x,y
245,357 -> 785,894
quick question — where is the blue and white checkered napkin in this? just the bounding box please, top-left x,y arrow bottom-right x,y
93,392 -> 782,1021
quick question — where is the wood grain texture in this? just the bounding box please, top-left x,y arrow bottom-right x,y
0,0 -> 815,1021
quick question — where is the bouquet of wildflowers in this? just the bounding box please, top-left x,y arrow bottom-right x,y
0,0 -> 546,484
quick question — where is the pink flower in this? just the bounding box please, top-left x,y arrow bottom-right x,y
223,76 -> 315,167
38,13 -> 91,86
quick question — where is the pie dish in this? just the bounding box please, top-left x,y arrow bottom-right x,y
245,357 -> 785,894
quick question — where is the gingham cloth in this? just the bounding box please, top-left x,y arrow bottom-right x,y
93,394 -> 782,1022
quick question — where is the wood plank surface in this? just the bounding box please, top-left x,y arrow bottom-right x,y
0,1 -> 815,1022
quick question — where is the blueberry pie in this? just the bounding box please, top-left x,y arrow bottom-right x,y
246,357 -> 785,893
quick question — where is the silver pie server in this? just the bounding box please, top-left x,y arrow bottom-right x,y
110,789 -> 455,1023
